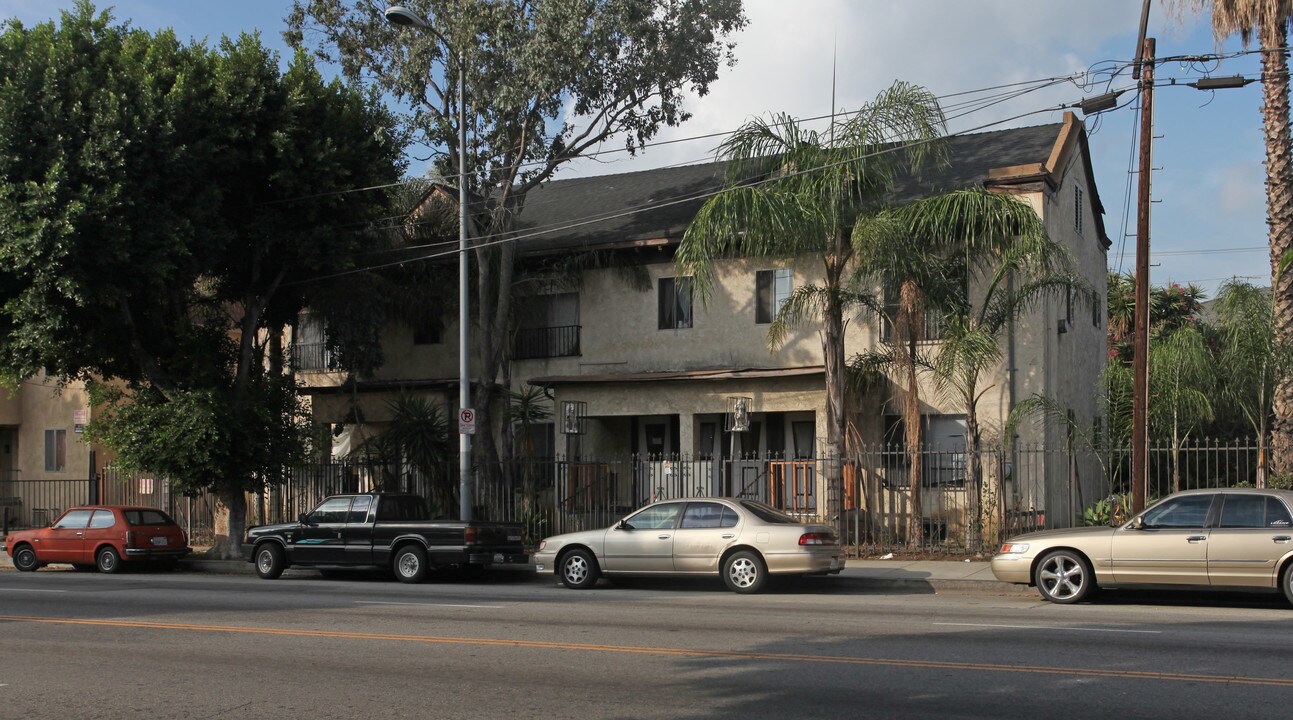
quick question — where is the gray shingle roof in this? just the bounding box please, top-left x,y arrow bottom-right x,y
511,122 -> 1064,253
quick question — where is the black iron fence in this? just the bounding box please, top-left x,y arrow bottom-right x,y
0,437 -> 1264,554
513,325 -> 580,360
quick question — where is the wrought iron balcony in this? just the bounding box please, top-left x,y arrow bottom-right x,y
514,325 -> 581,360
290,342 -> 338,372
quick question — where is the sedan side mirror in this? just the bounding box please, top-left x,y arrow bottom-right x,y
298,513 -> 314,526
617,519 -> 632,531
1127,516 -> 1145,531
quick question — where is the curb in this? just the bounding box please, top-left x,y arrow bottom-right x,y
5,552 -> 1036,596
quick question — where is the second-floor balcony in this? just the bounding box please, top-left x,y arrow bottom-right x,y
514,325 -> 581,360
290,342 -> 338,372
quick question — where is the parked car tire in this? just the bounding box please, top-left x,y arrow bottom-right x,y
392,545 -> 429,584
96,546 -> 122,574
1281,562 -> 1293,607
559,548 -> 599,589
1033,549 -> 1094,604
255,543 -> 286,580
722,550 -> 767,594
12,544 -> 40,572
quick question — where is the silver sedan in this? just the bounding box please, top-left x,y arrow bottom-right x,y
533,497 -> 844,593
992,488 -> 1293,604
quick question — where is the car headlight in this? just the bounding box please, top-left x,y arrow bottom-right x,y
538,540 -> 547,552
998,543 -> 1030,555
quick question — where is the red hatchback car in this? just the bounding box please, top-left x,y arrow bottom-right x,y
2,505 -> 191,573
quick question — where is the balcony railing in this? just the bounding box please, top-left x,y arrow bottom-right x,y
290,342 -> 337,372
514,325 -> 581,360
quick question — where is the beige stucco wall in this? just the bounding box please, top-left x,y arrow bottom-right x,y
4,374 -> 96,481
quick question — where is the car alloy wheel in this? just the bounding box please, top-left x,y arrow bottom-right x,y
722,550 -> 766,594
559,549 -> 599,589
1034,550 -> 1093,604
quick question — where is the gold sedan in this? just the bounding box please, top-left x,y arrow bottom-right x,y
992,488 -> 1293,604
533,498 -> 844,593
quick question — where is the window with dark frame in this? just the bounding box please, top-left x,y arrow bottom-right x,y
44,428 -> 66,472
755,268 -> 793,324
658,276 -> 694,329
412,319 -> 442,345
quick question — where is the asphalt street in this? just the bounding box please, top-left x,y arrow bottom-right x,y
2,566 -> 1292,719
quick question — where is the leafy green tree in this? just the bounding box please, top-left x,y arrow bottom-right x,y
1214,279 -> 1291,484
856,189 -> 1079,545
0,3 -> 404,556
677,84 -> 946,502
1149,325 -> 1215,492
286,0 -> 748,478
1170,0 -> 1293,475
925,230 -> 1089,548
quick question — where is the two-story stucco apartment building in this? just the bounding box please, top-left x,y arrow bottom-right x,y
297,113 -> 1110,539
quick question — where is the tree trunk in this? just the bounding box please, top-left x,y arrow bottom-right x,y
897,279 -> 924,546
822,292 -> 846,519
965,404 -> 982,552
210,487 -> 247,559
1262,23 -> 1293,477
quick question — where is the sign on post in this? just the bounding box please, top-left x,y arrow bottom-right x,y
458,408 -> 476,435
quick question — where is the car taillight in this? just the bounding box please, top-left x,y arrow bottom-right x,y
799,532 -> 832,546
464,527 -> 477,545
125,531 -> 135,547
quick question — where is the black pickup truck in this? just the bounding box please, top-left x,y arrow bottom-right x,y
243,493 -> 527,583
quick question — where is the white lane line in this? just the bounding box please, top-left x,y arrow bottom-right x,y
933,622 -> 1161,634
356,601 -> 504,609
0,588 -> 68,593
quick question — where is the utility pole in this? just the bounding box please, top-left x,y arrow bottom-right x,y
1131,36 -> 1155,515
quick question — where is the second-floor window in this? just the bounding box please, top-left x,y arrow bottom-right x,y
658,276 -> 693,329
756,269 -> 793,324
293,312 -> 336,372
881,284 -> 946,342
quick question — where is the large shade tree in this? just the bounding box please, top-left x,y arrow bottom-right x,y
0,3 -> 405,556
1170,0 -> 1293,473
286,0 -> 748,480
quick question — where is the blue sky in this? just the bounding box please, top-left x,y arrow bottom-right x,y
0,1 -> 1274,297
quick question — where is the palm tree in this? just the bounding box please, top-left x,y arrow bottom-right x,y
678,81 -> 947,492
1148,325 -> 1215,492
1171,0 -> 1293,473
857,188 -> 1080,546
1215,279 -> 1291,484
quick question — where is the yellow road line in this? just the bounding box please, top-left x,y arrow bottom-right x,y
1,614 -> 1289,688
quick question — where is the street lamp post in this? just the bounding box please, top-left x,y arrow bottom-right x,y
385,5 -> 473,522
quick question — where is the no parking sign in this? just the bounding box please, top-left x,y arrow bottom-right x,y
458,407 -> 476,435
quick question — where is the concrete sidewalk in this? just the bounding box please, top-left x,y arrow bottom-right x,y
2,551 -> 1033,596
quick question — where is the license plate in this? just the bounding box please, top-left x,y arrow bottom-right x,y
830,558 -> 839,570
507,535 -> 522,542
151,536 -> 168,546
493,553 -> 504,563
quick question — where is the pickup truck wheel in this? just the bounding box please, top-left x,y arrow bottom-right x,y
13,544 -> 40,572
559,548 -> 599,589
96,546 -> 122,574
255,544 -> 286,580
393,545 -> 429,584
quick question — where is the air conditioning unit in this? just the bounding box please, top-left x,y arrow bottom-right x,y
1057,318 -> 1071,334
